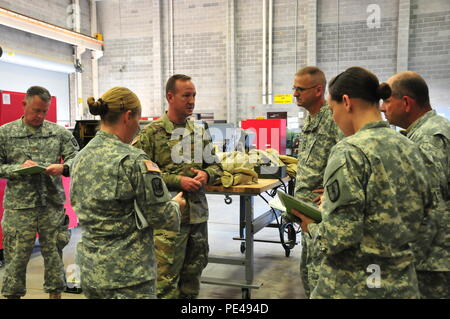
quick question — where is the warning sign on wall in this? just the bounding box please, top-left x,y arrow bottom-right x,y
274,94 -> 293,104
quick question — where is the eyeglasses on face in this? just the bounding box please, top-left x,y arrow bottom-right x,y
292,85 -> 319,93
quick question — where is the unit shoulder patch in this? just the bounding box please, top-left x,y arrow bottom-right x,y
326,179 -> 340,202
152,177 -> 165,197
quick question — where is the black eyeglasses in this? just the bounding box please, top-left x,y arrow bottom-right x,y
292,85 -> 319,93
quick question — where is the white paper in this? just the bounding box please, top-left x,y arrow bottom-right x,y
2,94 -> 11,105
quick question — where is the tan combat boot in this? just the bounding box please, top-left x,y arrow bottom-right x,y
49,292 -> 61,299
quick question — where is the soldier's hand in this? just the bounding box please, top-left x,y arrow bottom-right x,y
191,168 -> 208,186
180,176 -> 202,192
312,189 -> 324,206
291,209 -> 315,233
44,164 -> 64,176
172,192 -> 187,213
21,160 -> 38,168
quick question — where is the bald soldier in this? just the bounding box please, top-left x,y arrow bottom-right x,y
381,71 -> 450,299
285,67 -> 343,297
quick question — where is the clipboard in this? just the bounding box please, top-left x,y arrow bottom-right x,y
13,165 -> 47,175
277,190 -> 322,222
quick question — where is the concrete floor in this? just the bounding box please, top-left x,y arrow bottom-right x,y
0,194 -> 306,299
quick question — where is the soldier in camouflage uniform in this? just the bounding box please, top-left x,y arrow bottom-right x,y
285,67 -> 343,297
293,67 -> 433,298
0,86 -> 79,299
133,74 -> 223,299
70,87 -> 185,299
381,71 -> 450,299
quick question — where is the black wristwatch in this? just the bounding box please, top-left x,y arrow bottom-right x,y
62,164 -> 70,177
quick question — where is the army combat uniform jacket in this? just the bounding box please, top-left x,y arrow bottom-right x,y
309,121 -> 432,299
70,130 -> 181,290
403,110 -> 450,272
290,104 -> 343,297
0,119 -> 79,208
133,112 -> 223,224
294,103 -> 343,204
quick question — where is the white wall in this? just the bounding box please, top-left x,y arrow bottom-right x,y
0,61 -> 71,126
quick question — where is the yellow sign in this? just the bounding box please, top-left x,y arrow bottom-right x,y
78,98 -> 83,104
274,94 -> 293,104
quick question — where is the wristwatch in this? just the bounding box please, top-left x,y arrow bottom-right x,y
62,164 -> 70,177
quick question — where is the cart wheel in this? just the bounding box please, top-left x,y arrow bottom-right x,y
224,195 -> 232,205
242,288 -> 251,299
285,249 -> 291,257
280,222 -> 296,255
240,242 -> 246,254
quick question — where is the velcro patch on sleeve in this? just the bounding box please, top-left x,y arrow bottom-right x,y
144,160 -> 161,174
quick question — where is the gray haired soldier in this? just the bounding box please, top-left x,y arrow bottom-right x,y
70,87 -> 185,299
285,66 -> 343,297
293,67 -> 433,298
133,74 -> 223,299
0,86 -> 79,299
381,71 -> 450,299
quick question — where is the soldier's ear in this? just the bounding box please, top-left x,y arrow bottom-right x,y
402,96 -> 414,113
167,91 -> 174,104
342,95 -> 352,112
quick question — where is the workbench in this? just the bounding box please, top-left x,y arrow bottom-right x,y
201,176 -> 294,299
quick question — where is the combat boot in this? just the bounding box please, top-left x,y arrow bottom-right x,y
49,292 -> 61,299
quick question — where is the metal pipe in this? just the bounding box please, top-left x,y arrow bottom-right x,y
226,0 -> 237,125
268,0 -> 273,105
72,0 -> 84,120
169,0 -> 174,75
262,0 -> 267,105
90,0 -> 99,100
295,0 -> 298,71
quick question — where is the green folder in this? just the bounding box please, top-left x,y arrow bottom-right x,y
277,190 -> 322,222
13,165 -> 47,175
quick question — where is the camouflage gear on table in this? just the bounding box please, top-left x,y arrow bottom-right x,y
133,112 -> 223,299
83,280 -> 156,299
417,271 -> 450,299
284,104 -> 343,298
155,223 -> 208,298
401,110 -> 450,299
309,121 -> 432,299
70,130 -> 181,298
0,119 -> 79,297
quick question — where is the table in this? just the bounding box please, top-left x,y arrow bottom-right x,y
201,176 -> 294,299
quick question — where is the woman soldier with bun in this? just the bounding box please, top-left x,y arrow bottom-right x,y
70,87 -> 185,299
292,67 -> 433,298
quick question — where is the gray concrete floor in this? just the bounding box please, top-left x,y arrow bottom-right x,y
0,194 -> 306,299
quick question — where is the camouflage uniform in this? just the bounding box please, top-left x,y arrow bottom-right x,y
0,119 -> 79,297
133,112 -> 222,299
401,110 -> 450,299
309,121 -> 432,299
70,130 -> 181,299
286,104 -> 343,297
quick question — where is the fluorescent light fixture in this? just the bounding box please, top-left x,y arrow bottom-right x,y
1,49 -> 75,73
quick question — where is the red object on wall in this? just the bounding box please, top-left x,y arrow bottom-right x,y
0,90 -> 77,251
0,90 -> 57,125
241,119 -> 287,155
